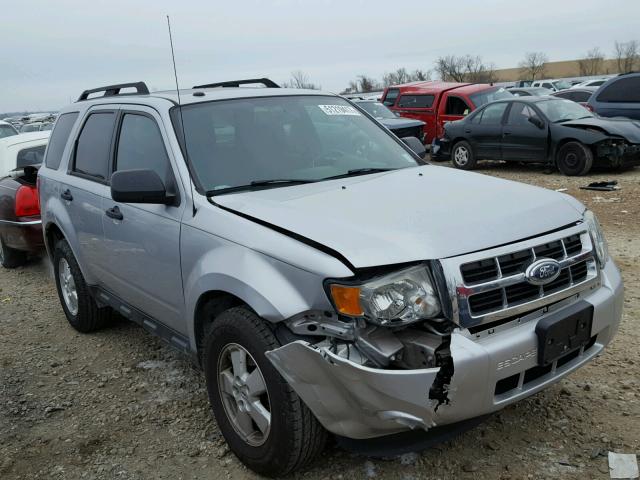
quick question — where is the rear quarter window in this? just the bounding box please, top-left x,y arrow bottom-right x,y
597,77 -> 640,103
397,95 -> 435,108
44,112 -> 79,170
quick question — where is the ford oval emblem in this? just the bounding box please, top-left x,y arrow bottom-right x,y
525,258 -> 562,286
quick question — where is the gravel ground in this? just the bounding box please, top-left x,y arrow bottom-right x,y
1,162 -> 638,480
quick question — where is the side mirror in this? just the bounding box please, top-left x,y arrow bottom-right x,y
111,169 -> 173,204
401,136 -> 427,159
528,116 -> 544,129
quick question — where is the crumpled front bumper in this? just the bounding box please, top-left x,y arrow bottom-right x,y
429,138 -> 451,161
266,260 -> 623,440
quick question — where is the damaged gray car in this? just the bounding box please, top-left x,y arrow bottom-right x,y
39,80 -> 624,477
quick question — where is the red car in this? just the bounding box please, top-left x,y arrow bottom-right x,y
381,81 -> 512,144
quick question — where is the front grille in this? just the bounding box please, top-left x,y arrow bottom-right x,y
464,233 -> 594,317
441,226 -> 600,328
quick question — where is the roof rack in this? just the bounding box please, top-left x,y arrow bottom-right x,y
192,78 -> 280,89
77,82 -> 150,102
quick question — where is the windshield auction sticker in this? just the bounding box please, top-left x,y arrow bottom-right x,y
318,105 -> 361,116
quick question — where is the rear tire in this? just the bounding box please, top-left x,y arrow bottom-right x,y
203,307 -> 326,477
53,238 -> 111,332
557,141 -> 593,176
0,238 -> 27,268
451,140 -> 477,170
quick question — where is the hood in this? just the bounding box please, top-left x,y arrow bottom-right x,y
561,116 -> 640,143
214,166 -> 584,269
378,118 -> 425,130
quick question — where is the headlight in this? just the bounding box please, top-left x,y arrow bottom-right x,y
328,265 -> 441,326
583,210 -> 608,268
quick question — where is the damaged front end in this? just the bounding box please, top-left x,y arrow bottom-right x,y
266,262 -> 459,439
594,137 -> 640,168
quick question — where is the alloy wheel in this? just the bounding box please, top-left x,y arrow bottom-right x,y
455,146 -> 469,166
58,257 -> 78,315
217,343 -> 271,447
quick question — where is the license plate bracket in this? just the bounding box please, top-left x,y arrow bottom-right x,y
535,301 -> 594,366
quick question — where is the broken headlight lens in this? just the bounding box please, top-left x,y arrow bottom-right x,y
583,210 -> 608,268
329,265 -> 441,326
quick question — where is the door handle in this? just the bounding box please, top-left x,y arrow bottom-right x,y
503,131 -> 512,136
464,129 -> 472,133
105,206 -> 123,221
60,189 -> 73,201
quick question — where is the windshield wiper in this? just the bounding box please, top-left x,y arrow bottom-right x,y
250,179 -> 316,186
207,178 -> 316,196
322,167 -> 398,181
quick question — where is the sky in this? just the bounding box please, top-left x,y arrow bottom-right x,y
2,0 -> 639,112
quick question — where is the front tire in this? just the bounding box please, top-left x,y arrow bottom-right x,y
451,140 -> 477,170
557,141 -> 593,176
204,307 -> 326,477
53,238 -> 111,332
0,238 -> 27,268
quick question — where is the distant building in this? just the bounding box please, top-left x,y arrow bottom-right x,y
494,58 -> 620,82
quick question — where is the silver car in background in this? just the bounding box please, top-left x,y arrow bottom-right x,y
38,80 -> 623,477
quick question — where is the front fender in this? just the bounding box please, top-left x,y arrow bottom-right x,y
181,224 -> 350,351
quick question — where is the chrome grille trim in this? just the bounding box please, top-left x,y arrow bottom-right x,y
440,224 -> 601,329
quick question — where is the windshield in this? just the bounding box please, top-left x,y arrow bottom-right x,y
174,96 -> 420,193
537,99 -> 593,122
553,80 -> 572,90
0,124 -> 18,139
355,101 -> 397,119
469,87 -> 512,108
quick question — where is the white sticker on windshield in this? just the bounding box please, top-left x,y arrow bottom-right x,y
318,105 -> 361,116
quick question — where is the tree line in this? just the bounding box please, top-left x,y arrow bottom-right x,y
280,39 -> 640,94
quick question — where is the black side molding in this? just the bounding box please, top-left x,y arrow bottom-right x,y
90,286 -> 198,365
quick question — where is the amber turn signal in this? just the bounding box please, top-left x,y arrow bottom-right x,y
330,284 -> 363,316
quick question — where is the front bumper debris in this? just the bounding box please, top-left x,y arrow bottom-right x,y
266,260 -> 623,440
429,138 -> 451,161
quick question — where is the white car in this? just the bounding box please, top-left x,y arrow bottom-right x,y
0,120 -> 19,139
0,131 -> 50,177
531,79 -> 572,92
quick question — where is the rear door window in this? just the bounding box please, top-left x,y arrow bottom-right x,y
44,112 -> 79,170
73,112 -> 116,181
478,103 -> 508,125
115,113 -> 172,182
383,88 -> 400,106
397,94 -> 435,109
597,77 -> 640,103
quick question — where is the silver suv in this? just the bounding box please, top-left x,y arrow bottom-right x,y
39,80 -> 623,477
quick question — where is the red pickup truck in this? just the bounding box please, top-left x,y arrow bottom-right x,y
381,81 -> 512,144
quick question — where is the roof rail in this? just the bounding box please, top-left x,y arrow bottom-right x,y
77,82 -> 150,102
192,78 -> 280,89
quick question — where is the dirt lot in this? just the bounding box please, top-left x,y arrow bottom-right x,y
1,162 -> 638,480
